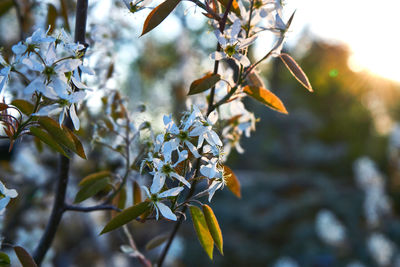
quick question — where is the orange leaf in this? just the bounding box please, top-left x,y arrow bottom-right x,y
141,0 -> 180,36
243,86 -> 288,114
223,165 -> 241,198
279,53 -> 313,92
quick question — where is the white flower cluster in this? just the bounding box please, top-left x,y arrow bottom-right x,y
141,106 -> 226,220
210,0 -> 289,65
353,157 -> 391,227
0,28 -> 93,130
315,209 -> 346,246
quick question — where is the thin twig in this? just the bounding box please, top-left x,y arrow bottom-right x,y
64,204 -> 121,212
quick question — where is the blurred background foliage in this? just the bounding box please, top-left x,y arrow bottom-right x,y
1,0 -> 400,266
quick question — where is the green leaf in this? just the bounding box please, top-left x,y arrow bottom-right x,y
243,86 -> 288,114
79,171 -> 111,187
100,202 -> 150,234
133,181 -> 142,205
188,73 -> 221,95
64,126 -> 87,159
38,117 -> 86,159
279,53 -> 313,92
46,4 -> 58,34
11,99 -> 34,115
74,178 -> 110,203
14,246 -> 37,267
38,116 -> 75,150
145,234 -> 169,250
141,0 -> 180,36
0,251 -> 10,266
112,186 -> 127,218
29,126 -> 69,158
189,205 -> 214,260
117,187 -> 127,210
202,204 -> 223,255
223,165 -> 241,198
0,0 -> 13,17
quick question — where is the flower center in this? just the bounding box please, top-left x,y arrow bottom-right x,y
129,3 -> 140,13
178,130 -> 189,141
150,194 -> 159,202
225,45 -> 237,57
58,99 -> 69,106
43,66 -> 56,77
161,163 -> 174,174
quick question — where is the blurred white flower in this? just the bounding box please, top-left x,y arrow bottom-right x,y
315,209 -> 346,246
367,233 -> 394,266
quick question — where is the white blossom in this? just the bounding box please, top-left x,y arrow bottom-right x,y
0,181 -> 18,213
142,186 -> 184,221
210,19 -> 256,67
32,91 -> 86,130
315,209 -> 346,246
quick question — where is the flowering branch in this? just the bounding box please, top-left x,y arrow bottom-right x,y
33,0 -> 88,264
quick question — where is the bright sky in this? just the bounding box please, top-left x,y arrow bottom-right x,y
284,0 -> 400,82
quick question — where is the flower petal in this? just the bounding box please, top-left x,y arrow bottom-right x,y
233,53 -> 250,67
69,104 -> 80,130
150,173 -> 166,194
158,186 -> 184,198
156,202 -> 177,221
171,172 -> 190,188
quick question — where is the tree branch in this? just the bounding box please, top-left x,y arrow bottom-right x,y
33,156 -> 70,264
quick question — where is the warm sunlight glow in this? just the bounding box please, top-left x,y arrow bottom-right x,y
286,0 -> 400,83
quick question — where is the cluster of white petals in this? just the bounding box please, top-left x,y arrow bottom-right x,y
0,28 -> 93,130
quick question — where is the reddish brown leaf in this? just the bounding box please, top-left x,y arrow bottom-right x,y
141,0 -> 180,36
279,53 -> 313,92
188,73 -> 221,95
14,246 -> 38,267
